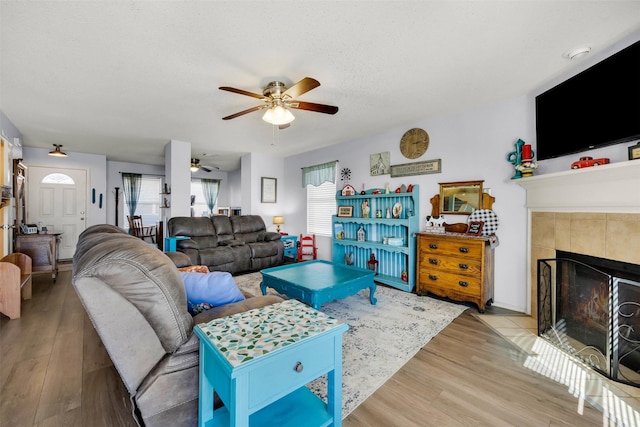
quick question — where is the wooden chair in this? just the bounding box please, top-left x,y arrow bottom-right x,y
0,253 -> 32,319
127,215 -> 156,243
297,234 -> 317,262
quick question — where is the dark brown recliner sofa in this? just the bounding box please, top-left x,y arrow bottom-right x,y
167,215 -> 284,274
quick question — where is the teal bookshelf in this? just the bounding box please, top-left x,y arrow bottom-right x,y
332,186 -> 419,292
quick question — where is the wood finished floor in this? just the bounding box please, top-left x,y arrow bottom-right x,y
1,270 -> 607,426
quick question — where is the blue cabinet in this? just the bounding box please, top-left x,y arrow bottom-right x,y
281,235 -> 298,260
332,186 -> 419,292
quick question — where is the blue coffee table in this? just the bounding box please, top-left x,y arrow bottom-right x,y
260,260 -> 377,310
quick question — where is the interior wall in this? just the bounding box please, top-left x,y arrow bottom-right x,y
106,160 -> 166,227
22,146 -> 107,227
531,31 -> 640,175
242,152 -> 286,233
284,95 -> 531,312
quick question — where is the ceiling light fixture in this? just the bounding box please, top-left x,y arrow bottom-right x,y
190,159 -> 200,172
262,100 -> 295,126
566,46 -> 591,60
48,144 -> 67,157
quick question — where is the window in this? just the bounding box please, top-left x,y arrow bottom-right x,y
190,180 -> 215,217
124,176 -> 161,229
303,161 -> 337,237
306,180 -> 336,236
42,173 -> 74,184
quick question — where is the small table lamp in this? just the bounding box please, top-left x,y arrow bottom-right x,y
273,216 -> 284,233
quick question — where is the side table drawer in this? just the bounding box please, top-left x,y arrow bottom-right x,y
248,335 -> 335,410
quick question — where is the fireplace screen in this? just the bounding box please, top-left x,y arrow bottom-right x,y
538,257 -> 640,388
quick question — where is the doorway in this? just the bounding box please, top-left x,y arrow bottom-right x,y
27,166 -> 87,260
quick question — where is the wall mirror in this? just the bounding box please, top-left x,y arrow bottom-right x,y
439,180 -> 484,215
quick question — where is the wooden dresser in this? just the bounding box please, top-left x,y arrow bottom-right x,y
416,232 -> 494,312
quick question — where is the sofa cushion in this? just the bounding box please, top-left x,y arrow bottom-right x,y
231,215 -> 267,243
180,271 -> 245,315
73,226 -> 193,353
198,246 -> 235,267
211,215 -> 235,243
192,295 -> 284,324
250,241 -> 280,258
168,217 -> 218,249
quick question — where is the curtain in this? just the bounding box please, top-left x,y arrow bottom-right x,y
122,173 -> 142,217
201,179 -> 221,214
302,160 -> 337,187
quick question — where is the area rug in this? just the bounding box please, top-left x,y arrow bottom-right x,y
234,272 -> 467,419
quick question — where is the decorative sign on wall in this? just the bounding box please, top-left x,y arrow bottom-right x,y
390,159 -> 442,177
369,152 -> 390,176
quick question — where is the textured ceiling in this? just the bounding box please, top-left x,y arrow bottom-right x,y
2,1 -> 640,171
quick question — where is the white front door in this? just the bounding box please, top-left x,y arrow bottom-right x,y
27,166 -> 87,260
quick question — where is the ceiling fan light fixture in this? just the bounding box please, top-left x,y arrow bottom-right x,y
262,105 -> 295,126
190,158 -> 200,172
48,144 -> 67,157
565,46 -> 591,60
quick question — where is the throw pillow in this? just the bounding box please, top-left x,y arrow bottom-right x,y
177,265 -> 210,274
179,271 -> 246,315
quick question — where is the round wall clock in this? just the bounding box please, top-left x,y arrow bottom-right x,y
400,128 -> 429,159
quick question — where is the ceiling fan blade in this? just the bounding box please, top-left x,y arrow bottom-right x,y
202,164 -> 220,172
219,86 -> 265,100
289,101 -> 339,115
283,77 -> 320,99
222,105 -> 268,120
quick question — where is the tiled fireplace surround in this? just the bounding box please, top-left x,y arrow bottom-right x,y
518,161 -> 640,318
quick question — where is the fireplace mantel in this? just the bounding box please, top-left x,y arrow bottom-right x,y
517,161 -> 640,213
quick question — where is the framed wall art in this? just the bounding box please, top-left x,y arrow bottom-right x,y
370,152 -> 390,176
337,206 -> 353,217
629,142 -> 640,160
261,177 -> 277,203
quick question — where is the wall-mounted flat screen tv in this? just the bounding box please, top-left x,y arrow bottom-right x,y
535,40 -> 640,160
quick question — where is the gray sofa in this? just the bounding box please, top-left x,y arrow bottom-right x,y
72,224 -> 282,427
167,215 -> 284,274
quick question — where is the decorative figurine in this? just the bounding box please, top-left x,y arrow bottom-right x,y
506,138 -> 525,179
362,200 -> 370,218
507,139 -> 538,179
357,225 -> 366,242
367,253 -> 378,273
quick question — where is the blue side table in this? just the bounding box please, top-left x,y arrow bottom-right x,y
281,235 -> 298,260
194,299 -> 348,427
164,236 -> 189,252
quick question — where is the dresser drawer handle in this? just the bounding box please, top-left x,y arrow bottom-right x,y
459,247 -> 469,253
429,274 -> 438,281
459,263 -> 469,270
429,244 -> 438,250
294,361 -> 304,373
429,258 -> 438,265
458,281 -> 469,287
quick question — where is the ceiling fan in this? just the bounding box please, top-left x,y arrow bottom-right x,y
190,158 -> 219,173
219,77 -> 339,126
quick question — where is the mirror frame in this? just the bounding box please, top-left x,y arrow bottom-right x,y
439,180 -> 484,215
